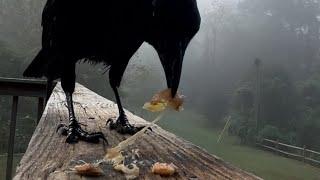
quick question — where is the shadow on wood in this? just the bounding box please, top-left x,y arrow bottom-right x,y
14,83 -> 262,180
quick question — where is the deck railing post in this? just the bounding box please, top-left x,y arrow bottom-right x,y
6,96 -> 19,180
302,145 -> 306,163
275,139 -> 279,155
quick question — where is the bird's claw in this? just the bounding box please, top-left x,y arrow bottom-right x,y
57,123 -> 108,144
107,116 -> 145,135
145,127 -> 153,133
56,123 -> 68,135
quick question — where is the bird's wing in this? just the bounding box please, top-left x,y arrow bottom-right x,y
41,0 -> 60,49
23,0 -> 61,78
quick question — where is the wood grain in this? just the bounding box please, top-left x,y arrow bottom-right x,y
14,83 -> 262,180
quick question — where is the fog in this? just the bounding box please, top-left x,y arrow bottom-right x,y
1,0 -> 320,179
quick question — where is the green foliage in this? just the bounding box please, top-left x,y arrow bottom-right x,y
298,73 -> 320,108
231,66 -> 320,150
229,111 -> 257,144
257,125 -> 281,141
295,72 -> 320,150
260,67 -> 299,129
297,118 -> 320,150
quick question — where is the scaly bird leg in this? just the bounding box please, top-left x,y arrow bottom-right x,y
57,92 -> 107,144
106,86 -> 144,135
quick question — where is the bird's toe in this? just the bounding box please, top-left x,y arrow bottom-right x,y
57,122 -> 107,144
66,133 -> 79,144
107,117 -> 144,135
82,132 -> 108,144
56,123 -> 68,135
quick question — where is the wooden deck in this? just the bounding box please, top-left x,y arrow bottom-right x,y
14,83 -> 262,180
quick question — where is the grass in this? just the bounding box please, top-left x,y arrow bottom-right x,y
151,111 -> 320,180
0,154 -> 23,179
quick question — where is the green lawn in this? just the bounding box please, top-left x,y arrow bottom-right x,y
0,154 -> 23,179
152,111 -> 320,180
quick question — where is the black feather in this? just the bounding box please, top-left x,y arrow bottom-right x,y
23,49 -> 47,78
24,0 -> 201,89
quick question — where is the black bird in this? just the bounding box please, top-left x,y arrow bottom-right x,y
23,0 -> 201,144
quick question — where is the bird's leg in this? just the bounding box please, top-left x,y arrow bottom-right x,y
57,64 -> 107,144
106,86 -> 144,135
57,92 -> 107,144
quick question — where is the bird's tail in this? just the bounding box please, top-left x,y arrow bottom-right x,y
23,49 -> 47,78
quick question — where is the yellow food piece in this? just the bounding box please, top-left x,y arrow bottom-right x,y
74,163 -> 104,176
104,148 -> 140,180
103,114 -> 165,179
151,162 -> 177,176
143,89 -> 184,112
105,148 -> 121,160
104,148 -> 124,165
114,164 -> 140,180
143,102 -> 167,112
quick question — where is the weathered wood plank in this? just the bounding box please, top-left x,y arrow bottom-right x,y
14,83 -> 262,180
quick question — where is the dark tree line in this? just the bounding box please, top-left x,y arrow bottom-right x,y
222,0 -> 320,150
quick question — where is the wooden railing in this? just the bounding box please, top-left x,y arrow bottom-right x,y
257,138 -> 320,167
14,83 -> 262,180
0,77 -> 56,180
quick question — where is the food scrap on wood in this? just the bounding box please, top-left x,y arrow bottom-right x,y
102,113 -> 165,179
74,163 -> 104,177
104,148 -> 140,180
151,162 -> 177,176
73,110 -> 171,179
114,164 -> 140,180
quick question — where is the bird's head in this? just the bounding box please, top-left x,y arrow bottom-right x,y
147,0 -> 201,97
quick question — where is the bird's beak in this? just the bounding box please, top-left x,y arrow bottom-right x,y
159,41 -> 187,98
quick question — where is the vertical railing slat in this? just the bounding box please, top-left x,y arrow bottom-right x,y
6,96 -> 19,180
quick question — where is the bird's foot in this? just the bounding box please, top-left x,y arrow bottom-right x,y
106,115 -> 144,135
57,120 -> 107,144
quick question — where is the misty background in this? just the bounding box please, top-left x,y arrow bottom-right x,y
1,0 -> 320,179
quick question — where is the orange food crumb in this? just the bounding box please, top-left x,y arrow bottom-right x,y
151,162 -> 177,176
74,163 -> 104,176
